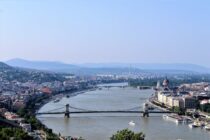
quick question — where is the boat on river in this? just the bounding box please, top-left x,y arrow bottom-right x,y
163,114 -> 183,124
129,121 -> 135,126
189,121 -> 201,128
204,124 -> 210,130
182,117 -> 193,124
54,99 -> 60,103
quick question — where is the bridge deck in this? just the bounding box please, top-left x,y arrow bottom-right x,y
37,111 -> 172,115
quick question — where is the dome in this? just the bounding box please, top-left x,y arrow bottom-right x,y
163,78 -> 169,87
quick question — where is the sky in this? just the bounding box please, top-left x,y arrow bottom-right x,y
0,0 -> 210,66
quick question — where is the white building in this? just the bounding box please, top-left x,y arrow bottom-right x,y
20,123 -> 32,132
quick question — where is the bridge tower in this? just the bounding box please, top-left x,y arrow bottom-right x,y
64,104 -> 70,118
143,103 -> 149,117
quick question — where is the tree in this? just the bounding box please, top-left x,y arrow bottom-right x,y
0,128 -> 33,140
200,103 -> 210,113
173,106 -> 185,115
110,129 -> 145,140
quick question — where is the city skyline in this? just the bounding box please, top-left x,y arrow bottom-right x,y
1,0 -> 210,67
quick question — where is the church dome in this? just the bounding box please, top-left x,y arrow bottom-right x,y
163,78 -> 169,87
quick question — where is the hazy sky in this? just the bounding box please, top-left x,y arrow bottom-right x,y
0,0 -> 210,66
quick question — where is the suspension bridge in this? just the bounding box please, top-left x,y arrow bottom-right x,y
97,85 -> 153,90
36,103 -> 173,118
98,85 -> 128,89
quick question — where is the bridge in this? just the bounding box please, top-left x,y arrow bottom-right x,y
98,85 -> 153,90
98,85 -> 129,89
36,103 -> 173,118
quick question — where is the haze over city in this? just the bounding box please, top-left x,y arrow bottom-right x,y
1,0 -> 210,67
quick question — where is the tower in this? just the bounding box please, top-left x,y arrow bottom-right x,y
64,104 -> 70,118
163,77 -> 169,88
156,81 -> 161,90
143,103 -> 149,117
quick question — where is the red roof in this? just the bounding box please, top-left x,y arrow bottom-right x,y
40,87 -> 52,94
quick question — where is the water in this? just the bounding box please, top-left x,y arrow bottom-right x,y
37,84 -> 210,140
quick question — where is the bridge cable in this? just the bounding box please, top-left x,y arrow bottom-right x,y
44,107 -> 65,113
69,105 -> 94,111
68,105 -> 143,112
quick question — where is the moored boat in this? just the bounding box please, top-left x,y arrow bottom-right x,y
175,118 -> 183,124
204,124 -> 210,130
129,121 -> 135,126
183,117 -> 193,124
162,114 -> 168,119
163,114 -> 183,124
189,121 -> 201,128
54,99 -> 60,103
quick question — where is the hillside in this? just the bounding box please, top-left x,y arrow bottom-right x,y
0,62 -> 13,70
6,58 -> 78,71
0,62 -> 65,83
80,63 -> 210,74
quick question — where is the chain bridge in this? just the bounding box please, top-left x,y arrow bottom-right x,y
36,103 -> 172,118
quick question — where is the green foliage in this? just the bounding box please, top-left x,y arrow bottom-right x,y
173,106 -> 185,115
17,108 -> 28,117
200,103 -> 210,113
16,94 -> 59,139
173,106 -> 180,113
0,62 -> 66,83
0,128 -> 33,140
46,136 -> 59,140
46,131 -> 60,140
110,129 -> 145,140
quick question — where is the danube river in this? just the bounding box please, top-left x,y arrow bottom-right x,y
37,83 -> 210,140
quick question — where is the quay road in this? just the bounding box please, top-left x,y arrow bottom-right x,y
147,96 -> 170,112
0,118 -> 20,128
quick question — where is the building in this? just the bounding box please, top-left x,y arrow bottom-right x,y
13,100 -> 26,110
200,99 -> 210,105
0,108 -> 7,116
166,96 -> 183,108
173,98 -> 182,108
4,112 -> 19,120
40,87 -> 52,94
157,91 -> 173,105
20,123 -> 32,132
167,96 -> 174,107
182,96 -> 197,109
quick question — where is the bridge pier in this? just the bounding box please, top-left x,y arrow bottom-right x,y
64,104 -> 70,118
143,111 -> 149,117
143,103 -> 149,117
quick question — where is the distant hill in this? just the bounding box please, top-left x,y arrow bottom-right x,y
6,59 -> 146,75
0,61 -> 65,83
6,58 -> 79,72
5,58 -> 210,75
80,63 -> 210,74
0,62 -> 13,70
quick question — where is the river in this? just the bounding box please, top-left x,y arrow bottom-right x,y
37,83 -> 210,140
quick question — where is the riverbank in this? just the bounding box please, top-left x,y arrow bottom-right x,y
148,95 -> 210,131
147,96 -> 170,112
36,87 -> 98,112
